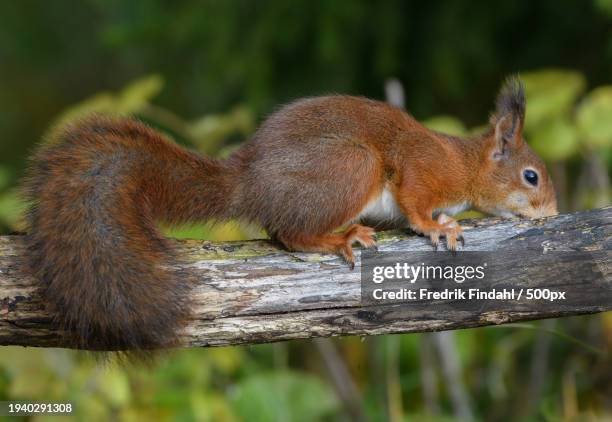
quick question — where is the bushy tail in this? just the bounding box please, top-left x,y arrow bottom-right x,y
23,115 -> 237,352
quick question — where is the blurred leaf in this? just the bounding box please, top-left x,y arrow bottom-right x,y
422,115 -> 467,136
0,189 -> 27,231
45,74 -> 164,144
0,166 -> 13,192
231,371 -> 339,422
209,222 -> 247,241
163,221 -> 247,241
539,394 -> 563,422
522,69 -> 586,128
76,395 -> 109,421
468,123 -> 490,137
162,223 -> 214,240
191,392 -> 237,422
207,347 -> 243,374
217,144 -> 242,159
1,348 -> 55,397
576,85 -> 612,149
96,368 -> 131,407
118,74 -> 164,111
189,106 -> 254,154
602,312 -> 612,350
528,117 -> 579,161
595,0 -> 612,16
456,210 -> 485,220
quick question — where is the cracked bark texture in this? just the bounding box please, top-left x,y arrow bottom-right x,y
0,207 -> 610,350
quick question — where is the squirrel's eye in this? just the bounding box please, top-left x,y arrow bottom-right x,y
523,169 -> 538,186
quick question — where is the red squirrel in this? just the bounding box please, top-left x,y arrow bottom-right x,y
23,76 -> 557,351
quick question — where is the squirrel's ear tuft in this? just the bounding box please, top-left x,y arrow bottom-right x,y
495,75 -> 525,125
490,75 -> 526,157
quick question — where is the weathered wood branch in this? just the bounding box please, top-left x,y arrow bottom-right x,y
0,207 -> 610,349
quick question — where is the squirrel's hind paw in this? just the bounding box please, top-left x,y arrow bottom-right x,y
341,224 -> 378,269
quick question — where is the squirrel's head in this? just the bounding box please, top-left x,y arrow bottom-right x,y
474,76 -> 558,219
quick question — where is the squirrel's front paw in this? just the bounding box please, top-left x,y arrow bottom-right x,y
429,214 -> 464,252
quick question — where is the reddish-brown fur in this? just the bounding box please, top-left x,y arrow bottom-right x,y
23,76 -> 557,351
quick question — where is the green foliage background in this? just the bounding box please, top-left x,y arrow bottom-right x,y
0,1 -> 610,421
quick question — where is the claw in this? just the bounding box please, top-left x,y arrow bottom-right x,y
344,253 -> 356,270
447,236 -> 458,254
339,244 -> 356,270
430,230 -> 440,251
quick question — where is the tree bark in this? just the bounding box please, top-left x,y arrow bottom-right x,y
0,207 -> 610,350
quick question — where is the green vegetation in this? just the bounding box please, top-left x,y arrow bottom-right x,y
0,1 -> 610,420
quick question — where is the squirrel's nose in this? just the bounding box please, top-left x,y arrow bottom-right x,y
539,205 -> 558,217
